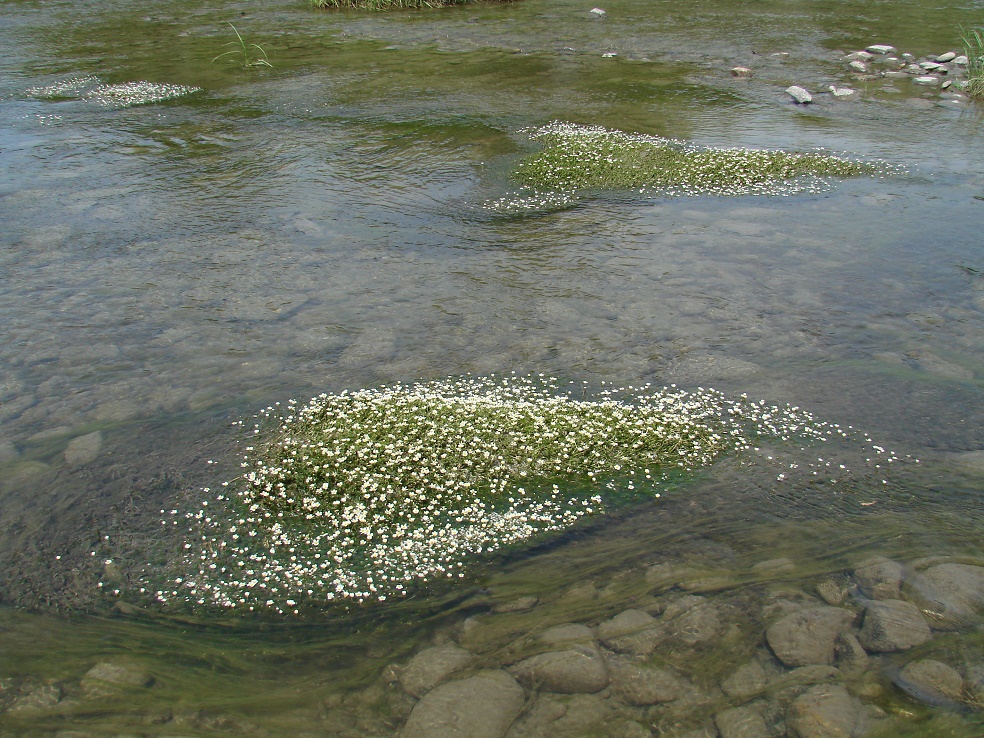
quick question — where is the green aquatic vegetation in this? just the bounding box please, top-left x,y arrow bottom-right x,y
25,76 -> 201,107
488,122 -> 895,212
212,23 -> 272,69
962,25 -> 984,98
310,0 -> 482,9
129,374 -> 905,616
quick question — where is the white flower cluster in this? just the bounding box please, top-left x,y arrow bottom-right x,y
142,375 -> 879,615
487,121 -> 899,212
26,76 -> 201,108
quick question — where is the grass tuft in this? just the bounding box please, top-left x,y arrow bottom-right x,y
962,25 -> 984,98
212,23 -> 272,69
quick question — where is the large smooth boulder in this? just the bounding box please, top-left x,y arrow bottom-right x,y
766,606 -> 855,667
401,670 -> 525,738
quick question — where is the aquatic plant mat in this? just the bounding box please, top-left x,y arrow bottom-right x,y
488,122 -> 898,213
129,375 -> 907,617
310,0 -> 504,9
25,76 -> 201,108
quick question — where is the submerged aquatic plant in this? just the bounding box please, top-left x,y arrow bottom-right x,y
962,25 -> 984,98
488,122 -> 897,212
310,0 -> 484,9
25,76 -> 201,108
134,375 -> 902,616
212,23 -> 273,69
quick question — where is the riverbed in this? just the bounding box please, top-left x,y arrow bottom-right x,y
1,0 -> 983,734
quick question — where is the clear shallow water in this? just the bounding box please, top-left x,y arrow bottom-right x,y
1,0 -> 984,733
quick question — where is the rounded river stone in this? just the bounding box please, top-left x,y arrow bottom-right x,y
401,670 -> 525,738
858,599 -> 931,652
766,606 -> 855,667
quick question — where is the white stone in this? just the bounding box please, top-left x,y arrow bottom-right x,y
730,66 -> 753,77
785,85 -> 812,103
867,44 -> 896,55
912,76 -> 940,86
920,61 -> 944,71
953,55 -> 969,65
829,86 -> 856,97
844,50 -> 874,61
601,52 -> 617,58
589,7 -> 606,16
848,60 -> 868,72
936,51 -> 957,63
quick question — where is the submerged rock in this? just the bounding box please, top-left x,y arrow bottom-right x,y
609,659 -> 688,705
402,670 -> 525,738
787,684 -> 876,738
64,430 -> 102,467
715,704 -> 771,738
905,563 -> 984,628
896,659 -> 964,706
721,660 -> 769,699
508,646 -> 608,694
537,623 -> 596,648
766,606 -> 854,667
399,644 -> 475,698
853,557 -> 902,600
81,661 -> 154,691
858,599 -> 931,652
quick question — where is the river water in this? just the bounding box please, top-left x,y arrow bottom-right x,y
1,0 -> 983,734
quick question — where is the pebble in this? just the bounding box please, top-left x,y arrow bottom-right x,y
765,606 -> 854,667
785,86 -> 813,104
896,659 -> 964,706
936,51 -> 957,63
730,67 -> 753,78
589,7 -> 606,16
508,646 -> 609,694
848,61 -> 868,73
398,644 -> 474,698
858,599 -> 932,652
866,44 -> 896,55
402,670 -> 525,738
828,86 -> 856,97
844,51 -> 874,61
912,76 -> 941,86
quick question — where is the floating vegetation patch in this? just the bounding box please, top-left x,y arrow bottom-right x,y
26,76 -> 202,108
311,0 -> 497,9
487,121 -> 899,213
128,375 -> 905,616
